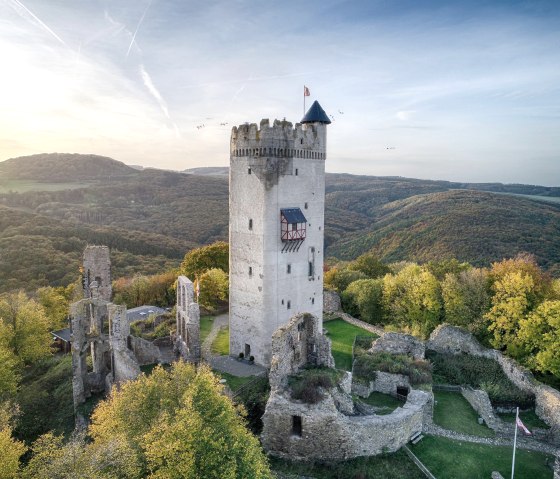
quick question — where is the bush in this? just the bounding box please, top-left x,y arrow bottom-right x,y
353,352 -> 432,386
426,350 -> 534,408
289,367 -> 342,404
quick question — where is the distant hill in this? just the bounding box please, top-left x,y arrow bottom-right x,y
0,153 -> 559,292
328,190 -> 560,274
0,153 -> 139,182
183,166 -> 229,176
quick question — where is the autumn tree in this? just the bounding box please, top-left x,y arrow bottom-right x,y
442,268 -> 491,339
485,271 -> 534,356
347,252 -> 391,279
382,264 -> 442,338
37,286 -> 72,330
0,403 -> 26,479
0,291 -> 52,364
89,362 -> 272,479
180,241 -> 229,279
324,268 -> 367,293
0,346 -> 20,400
341,279 -> 384,324
113,271 -> 176,308
198,268 -> 229,312
518,300 -> 560,376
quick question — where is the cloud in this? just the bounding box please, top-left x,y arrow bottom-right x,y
396,110 -> 415,121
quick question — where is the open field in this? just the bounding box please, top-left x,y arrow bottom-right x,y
433,390 -> 495,437
0,179 -> 94,193
323,318 -> 378,370
411,435 -> 554,479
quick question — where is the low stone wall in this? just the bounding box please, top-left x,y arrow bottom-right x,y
261,389 -> 430,461
352,372 -> 411,398
370,332 -> 425,360
461,387 -> 504,432
429,324 -> 560,444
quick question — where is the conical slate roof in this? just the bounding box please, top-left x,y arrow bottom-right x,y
301,101 -> 331,124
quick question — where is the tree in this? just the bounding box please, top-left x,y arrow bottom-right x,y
341,279 -> 384,324
382,264 -> 442,338
180,241 -> 229,279
0,291 -> 52,364
113,271 -> 177,308
442,268 -> 491,339
37,286 -> 71,330
518,300 -> 560,376
0,404 -> 26,479
347,253 -> 390,279
0,346 -> 20,400
426,258 -> 471,281
198,268 -> 229,312
324,267 -> 367,293
485,271 -> 534,356
89,362 -> 272,479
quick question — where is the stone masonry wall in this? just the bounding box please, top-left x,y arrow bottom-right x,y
352,372 -> 411,398
83,245 -> 112,302
261,389 -> 430,461
323,289 -> 341,313
461,387 -> 504,432
429,324 -> 560,444
370,332 -> 425,360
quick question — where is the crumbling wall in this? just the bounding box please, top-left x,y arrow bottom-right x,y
370,332 -> 425,360
429,324 -> 560,444
261,389 -> 429,461
83,245 -> 112,302
461,387 -> 504,432
175,276 -> 201,362
109,304 -> 140,383
269,313 -> 334,390
323,290 -> 341,313
129,336 -> 161,365
352,372 -> 411,398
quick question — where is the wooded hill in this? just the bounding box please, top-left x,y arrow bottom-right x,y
0,154 -> 559,293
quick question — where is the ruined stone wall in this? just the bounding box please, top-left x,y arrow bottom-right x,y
269,313 -> 334,390
175,276 -> 200,362
554,455 -> 560,479
429,324 -> 560,444
108,304 -> 140,384
323,290 -> 341,313
261,389 -> 429,461
128,336 -> 161,365
352,372 -> 411,398
83,245 -> 112,302
461,387 -> 504,432
370,332 -> 425,360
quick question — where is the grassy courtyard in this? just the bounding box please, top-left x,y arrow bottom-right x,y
360,391 -> 404,415
498,410 -> 550,430
323,318 -> 378,370
433,390 -> 495,437
214,370 -> 254,392
412,435 -> 554,479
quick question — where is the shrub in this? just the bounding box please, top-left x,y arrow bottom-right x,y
353,352 -> 432,386
289,367 -> 342,404
426,350 -> 534,408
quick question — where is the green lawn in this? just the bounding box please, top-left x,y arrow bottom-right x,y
270,449 -> 425,479
200,315 -> 214,344
433,390 -> 495,437
412,435 -> 554,479
498,410 -> 550,430
211,325 -> 230,355
360,391 -> 404,415
214,371 -> 254,392
323,319 -> 378,371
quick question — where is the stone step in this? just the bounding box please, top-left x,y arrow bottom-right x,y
410,432 -> 424,444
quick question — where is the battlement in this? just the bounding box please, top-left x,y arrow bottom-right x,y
230,118 -> 326,159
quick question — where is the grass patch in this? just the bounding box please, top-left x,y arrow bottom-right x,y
200,315 -> 214,344
211,325 -> 230,355
360,391 -> 404,414
498,410 -> 550,430
412,435 -> 554,479
323,318 -> 377,371
433,390 -> 495,437
270,449 -> 425,479
354,352 -> 432,386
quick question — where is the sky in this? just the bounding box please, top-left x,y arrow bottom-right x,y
0,0 -> 559,185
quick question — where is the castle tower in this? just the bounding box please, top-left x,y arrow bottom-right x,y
229,101 -> 331,366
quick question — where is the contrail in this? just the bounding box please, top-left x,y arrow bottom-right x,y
8,0 -> 68,47
126,0 -> 153,58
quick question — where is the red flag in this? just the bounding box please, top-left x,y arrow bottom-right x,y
304,86 -> 310,97
516,416 -> 532,435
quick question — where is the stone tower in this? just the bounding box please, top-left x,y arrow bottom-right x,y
82,245 -> 112,302
229,101 -> 331,366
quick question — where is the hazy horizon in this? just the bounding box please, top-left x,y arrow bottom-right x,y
1,0 -> 559,186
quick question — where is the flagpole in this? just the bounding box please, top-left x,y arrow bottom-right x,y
511,406 -> 519,479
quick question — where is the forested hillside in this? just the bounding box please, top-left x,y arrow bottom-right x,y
0,154 -> 559,293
